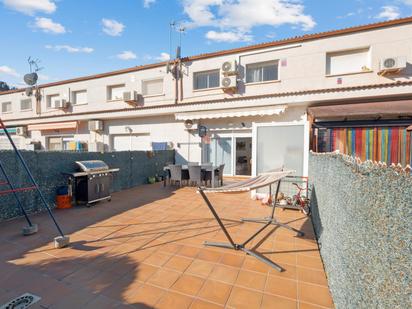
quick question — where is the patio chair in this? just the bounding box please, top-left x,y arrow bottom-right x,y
187,162 -> 199,166
188,165 -> 202,186
169,165 -> 185,187
202,163 -> 213,186
163,163 -> 173,186
214,164 -> 225,186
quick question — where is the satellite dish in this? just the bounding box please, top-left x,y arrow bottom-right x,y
184,119 -> 193,129
24,72 -> 38,86
25,87 -> 33,96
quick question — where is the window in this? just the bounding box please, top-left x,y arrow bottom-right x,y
72,90 -> 87,105
1,102 -> 12,113
107,84 -> 125,101
47,136 -> 75,151
20,98 -> 32,111
142,79 -> 163,96
326,48 -> 370,75
246,61 -> 279,83
194,70 -> 219,90
46,94 -> 60,108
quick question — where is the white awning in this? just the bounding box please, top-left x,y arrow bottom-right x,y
175,105 -> 287,121
27,121 -> 78,131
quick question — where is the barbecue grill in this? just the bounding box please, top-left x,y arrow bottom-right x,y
65,160 -> 119,206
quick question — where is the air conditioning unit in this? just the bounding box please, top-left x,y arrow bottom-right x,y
221,75 -> 237,89
380,56 -> 407,71
88,120 -> 103,132
53,100 -> 62,109
15,126 -> 27,136
221,60 -> 237,75
123,91 -> 141,102
54,99 -> 71,109
88,142 -> 104,152
62,99 -> 72,109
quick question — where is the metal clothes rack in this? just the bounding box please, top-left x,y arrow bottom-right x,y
0,118 -> 68,247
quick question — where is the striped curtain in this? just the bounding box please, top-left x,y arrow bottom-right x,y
316,127 -> 412,166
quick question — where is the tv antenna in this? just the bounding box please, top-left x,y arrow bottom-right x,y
169,21 -> 176,60
27,57 -> 43,74
177,26 -> 186,58
24,57 -> 44,101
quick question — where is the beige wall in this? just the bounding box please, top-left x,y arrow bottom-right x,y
1,23 -> 412,123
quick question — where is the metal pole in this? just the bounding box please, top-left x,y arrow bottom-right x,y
241,221 -> 271,247
0,118 -> 65,237
198,188 -> 236,247
270,180 -> 281,219
0,160 -> 32,226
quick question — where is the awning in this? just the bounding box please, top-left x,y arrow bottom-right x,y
0,128 -> 17,134
175,105 -> 286,121
27,121 -> 78,131
308,100 -> 412,120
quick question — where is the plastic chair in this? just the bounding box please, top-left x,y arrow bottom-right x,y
188,165 -> 202,186
169,165 -> 184,187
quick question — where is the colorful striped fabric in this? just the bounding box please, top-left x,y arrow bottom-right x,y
316,127 -> 412,166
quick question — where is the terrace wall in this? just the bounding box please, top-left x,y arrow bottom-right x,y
0,150 -> 174,221
309,152 -> 411,309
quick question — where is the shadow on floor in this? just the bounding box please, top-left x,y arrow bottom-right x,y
0,183 -> 179,308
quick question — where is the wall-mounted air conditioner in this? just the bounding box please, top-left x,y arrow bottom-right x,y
88,120 -> 103,132
88,142 -> 104,152
379,56 -> 407,71
221,75 -> 237,89
221,60 -> 238,75
123,91 -> 141,102
15,126 -> 27,136
54,99 -> 71,109
53,100 -> 62,109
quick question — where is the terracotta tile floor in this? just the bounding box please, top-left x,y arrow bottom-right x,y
0,183 -> 334,309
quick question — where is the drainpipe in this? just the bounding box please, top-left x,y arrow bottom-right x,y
179,61 -> 184,102
174,60 -> 179,104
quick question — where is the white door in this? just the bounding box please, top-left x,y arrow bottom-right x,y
111,134 -> 151,151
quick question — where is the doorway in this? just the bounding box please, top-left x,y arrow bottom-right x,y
201,132 -> 252,176
235,137 -> 252,176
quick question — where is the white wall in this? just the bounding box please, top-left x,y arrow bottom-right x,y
1,23 -> 411,123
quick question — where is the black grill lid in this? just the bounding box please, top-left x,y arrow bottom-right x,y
75,160 -> 109,172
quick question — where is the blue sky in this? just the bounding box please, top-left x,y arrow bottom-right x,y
0,0 -> 411,88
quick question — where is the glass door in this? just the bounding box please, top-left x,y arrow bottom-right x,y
235,137 -> 252,176
202,137 -> 232,174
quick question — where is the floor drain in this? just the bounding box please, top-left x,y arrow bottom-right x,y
0,293 -> 41,309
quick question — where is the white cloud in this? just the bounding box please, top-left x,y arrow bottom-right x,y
401,0 -> 412,6
102,18 -> 125,36
156,52 -> 171,61
143,0 -> 156,8
0,65 -> 20,77
116,51 -> 137,60
33,17 -> 66,34
182,0 -> 315,43
375,6 -> 400,20
2,0 -> 56,15
206,30 -> 252,42
265,32 -> 276,39
45,44 -> 94,53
